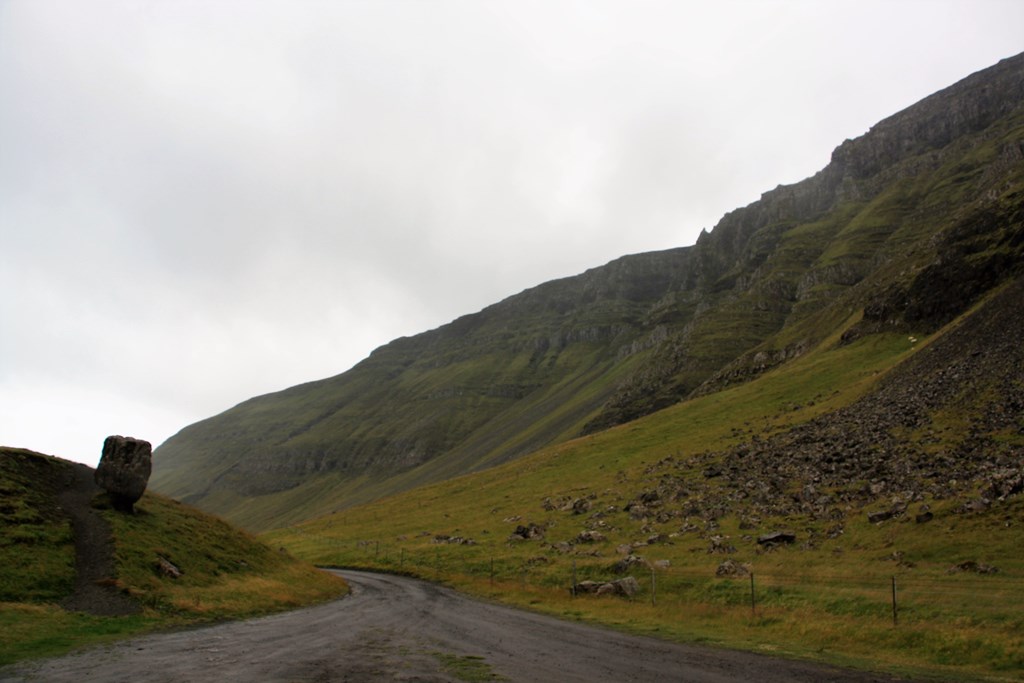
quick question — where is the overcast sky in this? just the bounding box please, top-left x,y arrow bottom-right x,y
2,1 -> 1022,467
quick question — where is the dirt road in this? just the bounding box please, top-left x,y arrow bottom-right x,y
2,570 -> 914,682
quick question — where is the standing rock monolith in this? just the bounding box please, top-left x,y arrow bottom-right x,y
95,435 -> 152,512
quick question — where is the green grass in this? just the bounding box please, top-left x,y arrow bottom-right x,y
266,324 -> 1024,682
0,603 -> 152,665
98,492 -> 346,619
0,449 -> 347,667
0,449 -> 77,603
431,652 -> 506,682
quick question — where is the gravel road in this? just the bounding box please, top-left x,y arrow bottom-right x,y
2,570 -> 915,682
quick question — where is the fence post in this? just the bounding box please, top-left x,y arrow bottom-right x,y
750,573 -> 756,617
572,559 -> 578,598
891,576 -> 898,627
651,567 -> 657,607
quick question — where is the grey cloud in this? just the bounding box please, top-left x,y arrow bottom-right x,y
2,0 -> 1023,464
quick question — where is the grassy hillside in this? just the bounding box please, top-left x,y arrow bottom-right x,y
0,448 -> 346,666
266,279 -> 1024,681
152,52 -> 1024,533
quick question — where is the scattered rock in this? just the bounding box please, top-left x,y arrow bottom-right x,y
573,576 -> 641,598
156,556 -> 182,579
94,435 -> 152,513
982,468 -> 1024,500
867,509 -> 894,524
959,498 -> 991,514
509,522 -> 545,541
707,535 -> 736,554
756,531 -> 796,546
575,530 -> 605,544
573,580 -> 602,595
639,490 -> 660,504
947,560 -> 999,574
610,554 -> 646,574
715,559 -> 751,577
609,576 -> 641,597
625,502 -> 648,519
434,535 -> 475,545
889,551 -> 915,569
571,498 -> 592,515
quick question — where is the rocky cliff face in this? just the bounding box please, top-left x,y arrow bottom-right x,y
151,53 -> 1024,529
602,51 -> 1024,411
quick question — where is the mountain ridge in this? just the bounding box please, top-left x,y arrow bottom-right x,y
152,52 -> 1024,531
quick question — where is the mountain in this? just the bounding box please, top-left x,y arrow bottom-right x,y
151,52 -> 1024,532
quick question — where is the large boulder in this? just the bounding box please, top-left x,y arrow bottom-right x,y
95,435 -> 152,512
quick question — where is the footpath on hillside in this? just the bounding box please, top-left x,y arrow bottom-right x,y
56,462 -> 140,616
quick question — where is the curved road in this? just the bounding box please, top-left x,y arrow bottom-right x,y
2,570 -> 913,682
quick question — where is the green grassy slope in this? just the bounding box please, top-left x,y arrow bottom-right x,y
0,448 -> 346,666
267,277 -> 1024,681
152,52 -> 1024,533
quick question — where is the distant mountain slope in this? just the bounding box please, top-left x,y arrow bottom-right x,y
152,52 -> 1024,531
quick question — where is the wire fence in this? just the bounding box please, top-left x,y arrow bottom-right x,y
290,533 -> 1024,629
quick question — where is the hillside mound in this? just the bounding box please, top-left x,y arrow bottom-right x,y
0,447 -> 346,665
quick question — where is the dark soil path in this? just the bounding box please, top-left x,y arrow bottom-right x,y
2,570 -> 916,682
56,462 -> 139,616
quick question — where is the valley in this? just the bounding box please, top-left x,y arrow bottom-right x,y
3,49 -> 1022,683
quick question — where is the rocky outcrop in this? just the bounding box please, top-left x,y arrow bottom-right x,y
95,436 -> 152,513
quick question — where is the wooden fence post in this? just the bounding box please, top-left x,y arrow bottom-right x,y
651,567 -> 657,607
891,576 -> 898,627
750,573 -> 756,617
